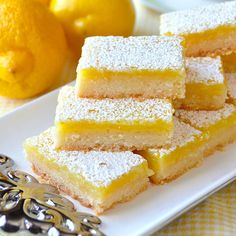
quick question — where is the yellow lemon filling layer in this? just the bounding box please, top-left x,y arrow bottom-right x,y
175,57 -> 227,110
166,26 -> 235,50
137,118 -> 206,171
176,105 -> 236,137
178,83 -> 227,109
185,26 -> 235,47
187,83 -> 226,97
78,68 -> 185,80
201,112 -> 236,138
56,119 -> 174,135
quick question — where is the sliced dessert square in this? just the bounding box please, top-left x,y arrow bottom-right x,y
174,57 -> 227,110
175,104 -> 236,155
24,128 -> 151,214
160,1 -> 236,57
137,117 -> 207,184
55,86 -> 174,151
76,36 -> 186,99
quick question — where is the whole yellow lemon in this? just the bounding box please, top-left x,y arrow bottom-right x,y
0,0 -> 67,99
50,0 -> 135,56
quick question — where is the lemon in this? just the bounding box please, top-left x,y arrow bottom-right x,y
0,0 -> 67,99
50,0 -> 135,56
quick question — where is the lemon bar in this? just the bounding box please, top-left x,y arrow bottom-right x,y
222,52 -> 236,73
225,73 -> 236,105
76,36 -> 186,99
160,1 -> 236,57
137,118 -> 207,184
175,104 -> 236,155
55,86 -> 174,151
24,128 -> 150,214
174,57 -> 227,110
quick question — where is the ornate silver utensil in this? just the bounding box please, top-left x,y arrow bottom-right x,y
0,154 -> 104,236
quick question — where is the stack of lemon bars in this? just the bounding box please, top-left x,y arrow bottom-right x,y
24,1 -> 236,214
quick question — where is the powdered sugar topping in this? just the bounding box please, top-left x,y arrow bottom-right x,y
147,117 -> 202,157
77,36 -> 185,72
175,104 -> 236,128
55,86 -> 174,123
186,57 -> 224,84
160,1 -> 236,35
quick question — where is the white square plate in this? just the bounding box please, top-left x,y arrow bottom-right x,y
0,85 -> 236,236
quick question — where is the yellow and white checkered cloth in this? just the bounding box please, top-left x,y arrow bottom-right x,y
0,97 -> 235,235
158,181 -> 236,235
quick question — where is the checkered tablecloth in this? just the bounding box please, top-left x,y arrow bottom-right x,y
158,182 -> 236,235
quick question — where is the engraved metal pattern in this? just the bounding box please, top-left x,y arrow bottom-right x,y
0,154 -> 104,235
